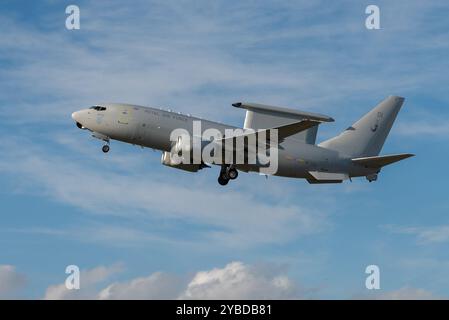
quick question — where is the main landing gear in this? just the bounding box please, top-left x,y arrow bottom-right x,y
217,165 -> 239,186
366,173 -> 378,182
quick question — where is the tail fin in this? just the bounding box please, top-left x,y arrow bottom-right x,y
318,96 -> 405,157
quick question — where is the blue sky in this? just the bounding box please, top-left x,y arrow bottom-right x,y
1,0 -> 449,299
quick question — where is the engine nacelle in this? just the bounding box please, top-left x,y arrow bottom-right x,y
173,135 -> 200,154
161,151 -> 201,172
171,135 -> 212,163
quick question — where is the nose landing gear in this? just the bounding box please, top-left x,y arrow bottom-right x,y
102,144 -> 110,153
91,131 -> 111,153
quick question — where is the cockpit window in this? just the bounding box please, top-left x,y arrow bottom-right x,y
89,106 -> 107,111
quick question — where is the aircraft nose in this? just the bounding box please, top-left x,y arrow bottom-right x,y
72,111 -> 85,129
71,111 -> 79,121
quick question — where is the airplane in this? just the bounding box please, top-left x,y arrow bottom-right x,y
71,96 -> 414,185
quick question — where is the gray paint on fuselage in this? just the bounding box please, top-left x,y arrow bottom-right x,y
72,103 -> 377,179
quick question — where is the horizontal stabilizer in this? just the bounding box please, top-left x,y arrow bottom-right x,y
351,153 -> 414,168
307,171 -> 349,184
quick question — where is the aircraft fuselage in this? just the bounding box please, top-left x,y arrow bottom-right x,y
71,103 -> 377,181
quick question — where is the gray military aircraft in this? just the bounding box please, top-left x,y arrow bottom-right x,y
72,96 -> 413,185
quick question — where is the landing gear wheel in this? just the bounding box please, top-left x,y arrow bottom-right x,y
219,170 -> 228,180
227,168 -> 238,180
366,173 -> 378,182
218,176 -> 229,186
102,145 -> 110,153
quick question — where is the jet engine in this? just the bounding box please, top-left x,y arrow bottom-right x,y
161,151 -> 202,172
171,135 -> 211,164
172,135 -> 197,154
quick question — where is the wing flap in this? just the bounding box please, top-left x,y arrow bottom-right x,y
307,171 -> 349,184
307,179 -> 343,184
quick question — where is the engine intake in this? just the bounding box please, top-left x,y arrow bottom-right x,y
161,151 -> 201,172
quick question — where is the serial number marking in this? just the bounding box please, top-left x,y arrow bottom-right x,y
176,304 -> 271,318
220,304 -> 271,315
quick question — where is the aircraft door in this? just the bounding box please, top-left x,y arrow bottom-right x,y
118,106 -> 133,125
117,106 -> 135,140
135,112 -> 149,143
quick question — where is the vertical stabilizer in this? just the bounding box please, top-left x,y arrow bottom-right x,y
319,96 -> 405,157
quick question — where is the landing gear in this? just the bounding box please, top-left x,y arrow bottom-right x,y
217,165 -> 238,186
227,167 -> 238,180
102,145 -> 110,153
218,176 -> 229,186
366,173 -> 378,182
91,132 -> 111,154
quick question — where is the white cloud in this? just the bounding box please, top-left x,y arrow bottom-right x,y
8,225 -> 184,249
5,262 -> 442,300
2,0 -> 448,128
0,265 -> 26,298
47,261 -> 298,300
385,225 -> 449,244
374,287 -> 439,300
396,121 -> 449,138
0,136 -> 329,248
44,264 -> 123,300
180,261 -> 297,300
98,272 -> 184,300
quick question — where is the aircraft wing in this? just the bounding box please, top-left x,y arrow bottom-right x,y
351,153 -> 414,168
217,120 -> 321,150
